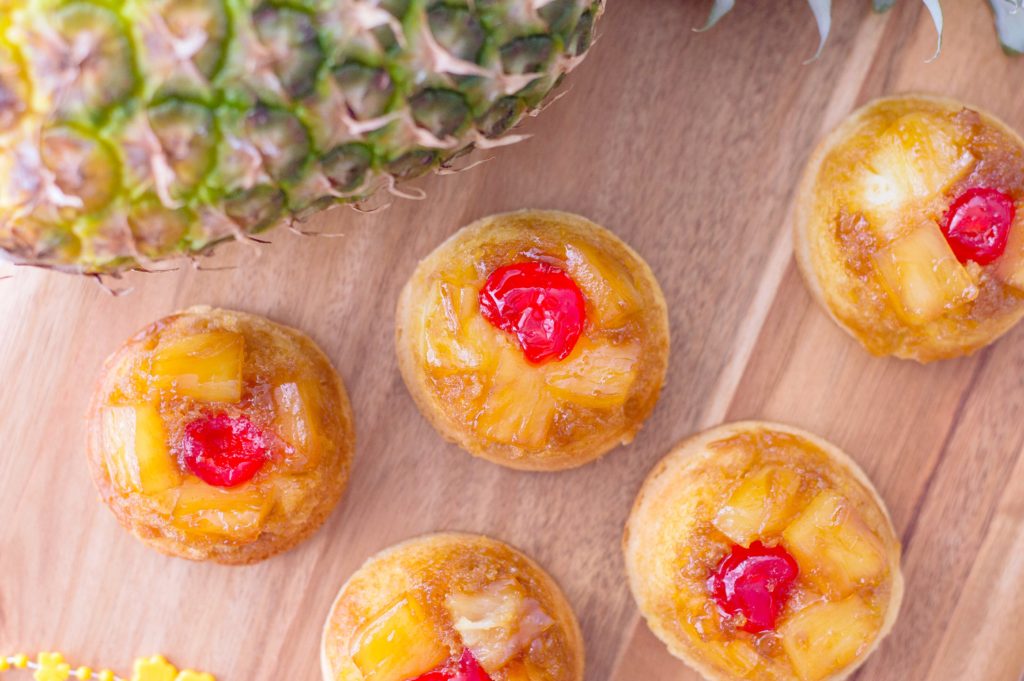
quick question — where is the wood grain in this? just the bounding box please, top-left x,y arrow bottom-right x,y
1,2 -> 1022,680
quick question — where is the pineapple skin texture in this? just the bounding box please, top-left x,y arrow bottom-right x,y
624,422 -> 904,681
0,0 -> 603,274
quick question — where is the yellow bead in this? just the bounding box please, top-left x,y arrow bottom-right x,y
0,657 -> 10,671
76,668 -> 93,680
35,652 -> 71,681
97,671 -> 115,681
13,655 -> 29,669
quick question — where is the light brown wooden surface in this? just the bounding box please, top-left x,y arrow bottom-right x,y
2,2 -> 1023,680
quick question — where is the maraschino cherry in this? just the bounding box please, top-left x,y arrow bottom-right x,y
479,261 -> 586,364
182,413 -> 269,487
709,541 -> 799,633
940,187 -> 1016,266
412,650 -> 492,681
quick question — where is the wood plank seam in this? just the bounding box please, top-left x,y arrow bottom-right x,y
895,348 -> 990,552
922,441 -> 1024,681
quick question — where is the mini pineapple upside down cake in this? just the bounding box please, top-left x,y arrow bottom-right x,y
395,210 -> 670,471
796,95 -> 1024,361
87,306 -> 354,564
320,533 -> 584,681
624,422 -> 903,681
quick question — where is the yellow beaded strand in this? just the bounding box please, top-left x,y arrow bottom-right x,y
0,654 -> 212,681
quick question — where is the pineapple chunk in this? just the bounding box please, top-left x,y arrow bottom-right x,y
779,595 -> 879,681
713,464 -> 803,547
544,338 -> 639,409
873,223 -> 976,324
476,345 -> 557,449
351,594 -> 449,681
101,404 -> 181,493
782,491 -> 887,598
996,215 -> 1024,291
270,475 -> 310,517
150,330 -> 244,402
445,579 -> 554,674
702,641 -> 762,678
171,477 -> 271,540
563,242 -> 640,327
272,380 -> 322,467
422,281 -> 498,374
857,112 -> 971,238
504,660 -> 553,681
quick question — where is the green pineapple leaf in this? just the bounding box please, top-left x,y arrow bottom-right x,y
806,0 -> 833,61
989,0 -> 1024,54
700,0 -> 944,59
694,0 -> 735,32
922,0 -> 944,61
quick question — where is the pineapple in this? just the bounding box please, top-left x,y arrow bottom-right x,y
700,641 -> 762,678
544,338 -> 639,408
170,476 -> 272,540
563,242 -> 640,327
271,474 -> 312,516
272,380 -> 322,466
504,661 -> 547,681
856,112 -> 971,239
476,343 -> 558,449
782,490 -> 887,599
150,330 -> 244,402
996,213 -> 1024,291
712,464 -> 802,547
422,280 -> 500,374
101,403 -> 182,493
0,0 -> 603,274
351,594 -> 449,681
445,579 -> 554,674
779,595 -> 879,681
873,222 -> 977,324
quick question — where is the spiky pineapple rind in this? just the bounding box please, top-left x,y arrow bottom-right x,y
0,0 -> 605,274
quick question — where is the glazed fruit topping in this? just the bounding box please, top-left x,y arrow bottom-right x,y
709,541 -> 799,633
940,187 -> 1016,265
412,650 -> 492,681
182,414 -> 269,487
479,261 -> 586,364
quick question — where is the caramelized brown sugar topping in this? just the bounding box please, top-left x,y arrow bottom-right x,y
402,212 -> 668,460
666,429 -> 899,681
806,97 -> 1024,359
324,536 -> 580,681
89,307 -> 351,551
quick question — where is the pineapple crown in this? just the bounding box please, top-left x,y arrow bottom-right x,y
699,0 -> 1024,58
0,652 -> 213,681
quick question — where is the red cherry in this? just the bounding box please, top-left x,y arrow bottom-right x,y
452,651 -> 491,681
411,672 -> 449,681
940,187 -> 1016,265
411,651 -> 492,681
182,414 -> 269,487
479,261 -> 586,364
709,541 -> 799,633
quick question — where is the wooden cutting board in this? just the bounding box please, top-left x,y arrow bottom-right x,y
2,2 -> 1023,680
